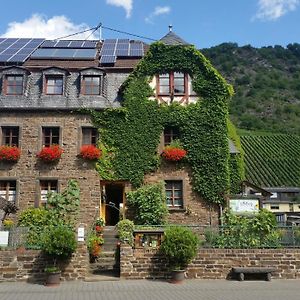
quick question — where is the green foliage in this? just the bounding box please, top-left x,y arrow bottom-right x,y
46,179 -> 80,226
202,42 -> 300,134
116,219 -> 135,246
126,182 -> 168,225
40,225 -> 77,258
18,180 -> 80,248
90,42 -> 234,205
160,226 -> 199,270
241,134 -> 300,186
211,210 -> 281,248
18,208 -> 50,248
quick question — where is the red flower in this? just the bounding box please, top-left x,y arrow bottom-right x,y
95,225 -> 102,232
0,146 -> 21,162
162,147 -> 187,162
37,145 -> 63,162
80,145 -> 101,160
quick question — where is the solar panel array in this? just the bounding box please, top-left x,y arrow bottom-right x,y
100,39 -> 144,64
0,38 -> 44,62
31,48 -> 97,60
40,40 -> 98,48
0,38 -> 144,64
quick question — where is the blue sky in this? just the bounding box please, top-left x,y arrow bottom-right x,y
0,0 -> 300,48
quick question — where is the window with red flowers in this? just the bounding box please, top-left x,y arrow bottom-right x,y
39,180 -> 58,205
42,127 -> 60,147
157,72 -> 187,96
165,180 -> 183,208
82,127 -> 98,146
163,126 -> 180,146
45,76 -> 63,95
5,75 -> 23,95
0,180 -> 17,203
1,126 -> 19,147
82,76 -> 101,95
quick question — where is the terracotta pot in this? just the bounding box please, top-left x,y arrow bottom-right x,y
45,271 -> 61,286
170,270 -> 185,284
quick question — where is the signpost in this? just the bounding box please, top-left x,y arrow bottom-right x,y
229,199 -> 260,214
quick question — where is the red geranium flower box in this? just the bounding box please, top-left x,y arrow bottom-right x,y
162,146 -> 187,162
0,146 -> 21,162
37,145 -> 63,162
80,145 -> 101,160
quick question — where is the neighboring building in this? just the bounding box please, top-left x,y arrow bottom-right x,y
0,30 -> 240,227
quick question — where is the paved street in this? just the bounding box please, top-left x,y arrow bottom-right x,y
0,279 -> 300,300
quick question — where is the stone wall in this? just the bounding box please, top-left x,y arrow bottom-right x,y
120,244 -> 300,280
144,164 -> 219,226
0,244 -> 88,282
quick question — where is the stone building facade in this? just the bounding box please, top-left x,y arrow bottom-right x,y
0,32 -> 232,227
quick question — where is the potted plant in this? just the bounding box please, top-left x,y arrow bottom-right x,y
161,140 -> 187,162
79,145 -> 101,160
95,217 -> 105,233
160,226 -> 199,283
37,145 -> 63,162
0,145 -> 21,162
40,225 -> 77,286
87,233 -> 104,260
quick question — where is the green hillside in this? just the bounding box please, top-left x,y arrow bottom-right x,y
240,134 -> 300,187
202,43 -> 300,134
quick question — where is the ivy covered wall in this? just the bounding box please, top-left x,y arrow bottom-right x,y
90,42 -> 243,205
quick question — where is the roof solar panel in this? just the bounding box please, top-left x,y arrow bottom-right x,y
0,38 -> 44,62
104,39 -> 117,44
69,41 -> 84,48
30,48 -> 96,59
41,40 -> 57,48
82,41 -> 97,48
117,39 -> 130,43
56,40 -> 71,48
100,55 -> 116,64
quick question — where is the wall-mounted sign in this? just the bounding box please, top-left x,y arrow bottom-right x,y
77,226 -> 85,242
0,231 -> 9,246
229,199 -> 260,214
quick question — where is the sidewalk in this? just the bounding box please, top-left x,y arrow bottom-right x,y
0,279 -> 300,300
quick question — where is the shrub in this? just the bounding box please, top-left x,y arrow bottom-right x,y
126,182 -> 168,225
211,209 -> 281,248
18,208 -> 49,248
80,145 -> 101,160
2,219 -> 14,229
40,225 -> 77,258
116,219 -> 135,246
160,226 -> 199,270
0,146 -> 21,162
37,145 -> 63,162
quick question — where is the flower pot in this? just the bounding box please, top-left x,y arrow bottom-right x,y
170,270 -> 185,284
45,271 -> 61,286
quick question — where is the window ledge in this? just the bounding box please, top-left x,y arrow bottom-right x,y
168,208 -> 186,212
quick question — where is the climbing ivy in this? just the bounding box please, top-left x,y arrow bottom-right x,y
90,42 -> 242,205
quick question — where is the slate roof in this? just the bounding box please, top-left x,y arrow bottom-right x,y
159,31 -> 189,46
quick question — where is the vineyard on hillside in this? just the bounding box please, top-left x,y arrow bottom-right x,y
241,134 -> 300,187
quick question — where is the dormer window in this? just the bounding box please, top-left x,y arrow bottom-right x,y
45,75 -> 63,95
157,72 -> 187,96
5,75 -> 23,95
82,76 -> 101,95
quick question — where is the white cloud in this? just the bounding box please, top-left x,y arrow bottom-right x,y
145,6 -> 171,24
106,0 -> 133,18
254,0 -> 300,21
1,14 -> 97,39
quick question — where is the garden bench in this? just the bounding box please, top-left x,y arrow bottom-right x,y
232,267 -> 276,281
